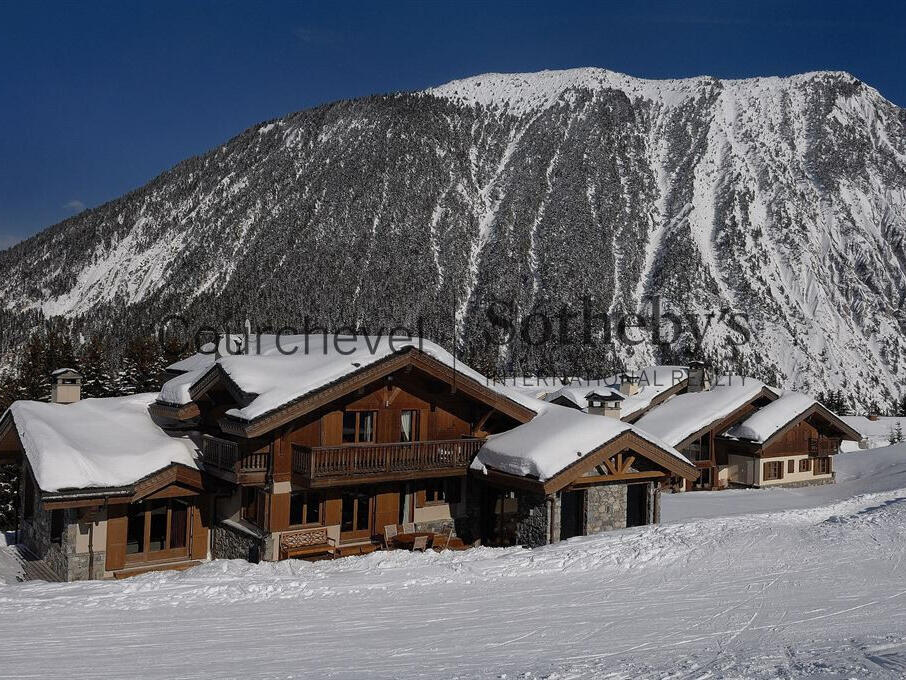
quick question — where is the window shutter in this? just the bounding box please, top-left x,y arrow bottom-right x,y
105,504 -> 128,571
415,489 -> 427,508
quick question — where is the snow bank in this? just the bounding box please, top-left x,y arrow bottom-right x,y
633,376 -> 770,446
723,390 -> 815,442
472,403 -> 690,481
159,334 -> 539,421
5,394 -> 199,492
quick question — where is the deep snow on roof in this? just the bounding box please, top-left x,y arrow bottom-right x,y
160,334 -> 537,421
633,377 -> 772,447
723,391 -> 816,443
471,403 -> 690,482
4,394 -> 199,492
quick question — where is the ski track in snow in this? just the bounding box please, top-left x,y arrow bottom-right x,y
2,447 -> 906,679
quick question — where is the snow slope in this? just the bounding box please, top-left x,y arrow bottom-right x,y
1,446 -> 906,678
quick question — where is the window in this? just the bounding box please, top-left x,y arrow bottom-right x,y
49,509 -> 64,544
693,467 -> 712,490
799,458 -> 812,473
125,499 -> 190,561
417,479 -> 461,507
342,411 -> 377,443
289,491 -> 322,526
242,487 -> 266,527
814,457 -> 832,475
787,459 -> 796,474
763,461 -> 784,481
400,410 -> 418,443
341,491 -> 371,535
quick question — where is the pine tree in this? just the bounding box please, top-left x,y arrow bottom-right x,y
116,337 -> 165,395
79,335 -> 117,398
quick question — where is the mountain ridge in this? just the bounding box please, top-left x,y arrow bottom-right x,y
2,67 -> 905,409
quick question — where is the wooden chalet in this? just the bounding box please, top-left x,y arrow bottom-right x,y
718,394 -> 862,487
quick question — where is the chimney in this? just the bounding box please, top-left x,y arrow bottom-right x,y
687,361 -> 711,393
51,368 -> 82,404
619,373 -> 641,397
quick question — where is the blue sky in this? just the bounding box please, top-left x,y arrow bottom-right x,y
1,0 -> 904,248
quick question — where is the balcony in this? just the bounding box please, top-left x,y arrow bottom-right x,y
201,435 -> 269,483
292,439 -> 482,487
808,437 -> 840,457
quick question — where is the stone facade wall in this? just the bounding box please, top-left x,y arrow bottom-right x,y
585,484 -> 628,533
514,492 -> 549,548
18,470 -> 107,581
212,522 -> 264,562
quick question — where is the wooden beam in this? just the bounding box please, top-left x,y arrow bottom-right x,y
568,471 -> 666,487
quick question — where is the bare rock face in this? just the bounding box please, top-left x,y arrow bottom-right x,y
2,68 -> 905,407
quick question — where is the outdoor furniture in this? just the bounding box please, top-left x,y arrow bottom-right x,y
383,524 -> 398,549
412,535 -> 429,552
394,531 -> 434,550
402,522 -> 416,534
280,527 -> 337,560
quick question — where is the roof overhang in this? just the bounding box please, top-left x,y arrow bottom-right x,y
200,347 -> 537,439
674,386 -> 779,450
473,430 -> 699,496
755,402 -> 863,450
41,463 -> 225,509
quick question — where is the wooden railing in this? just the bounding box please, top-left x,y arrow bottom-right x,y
808,437 -> 840,457
292,439 -> 481,481
201,435 -> 269,474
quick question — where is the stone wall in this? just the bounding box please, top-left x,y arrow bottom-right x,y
514,492 -> 549,548
212,522 -> 264,562
585,484 -> 628,533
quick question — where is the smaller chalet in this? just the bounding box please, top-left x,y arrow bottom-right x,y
633,377 -> 861,490
720,392 -> 862,487
472,405 -> 699,545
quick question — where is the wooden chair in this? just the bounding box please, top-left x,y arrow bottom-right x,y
412,535 -> 429,552
383,524 -> 398,549
402,522 -> 416,534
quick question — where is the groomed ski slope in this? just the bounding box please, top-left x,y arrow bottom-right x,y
2,446 -> 906,679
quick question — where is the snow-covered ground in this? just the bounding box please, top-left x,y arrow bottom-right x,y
1,447 -> 906,679
842,415 -> 906,451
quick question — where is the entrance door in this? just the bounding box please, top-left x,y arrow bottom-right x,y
626,484 -> 648,527
560,490 -> 585,540
341,489 -> 373,541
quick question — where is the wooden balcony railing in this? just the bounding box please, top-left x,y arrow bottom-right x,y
808,437 -> 840,457
292,439 -> 482,483
201,435 -> 269,475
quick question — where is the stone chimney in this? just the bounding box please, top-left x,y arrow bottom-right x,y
687,361 -> 711,393
51,368 -> 82,404
619,373 -> 641,397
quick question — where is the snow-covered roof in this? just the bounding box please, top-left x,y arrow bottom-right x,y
633,377 -> 773,447
3,394 -> 199,492
537,367 -> 688,419
545,384 -> 622,409
723,391 -> 816,443
50,368 -> 80,377
159,334 -> 537,422
471,403 -> 692,482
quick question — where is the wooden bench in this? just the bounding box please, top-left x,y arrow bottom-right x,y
280,527 -> 337,560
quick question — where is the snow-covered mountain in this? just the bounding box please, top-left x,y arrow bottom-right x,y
2,67 -> 905,407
